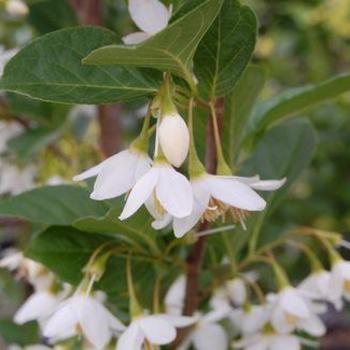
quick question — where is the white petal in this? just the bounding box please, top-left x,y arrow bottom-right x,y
122,31 -> 151,45
91,150 -> 150,200
270,335 -> 300,350
117,321 -> 144,350
14,292 -> 59,324
160,314 -> 196,328
208,176 -> 266,211
173,178 -> 210,238
119,167 -> 159,220
73,161 -> 105,182
156,166 -> 193,218
152,213 -> 173,230
43,300 -> 77,339
201,308 -> 230,325
240,306 -> 269,335
140,315 -> 176,345
158,113 -> 190,167
226,278 -> 247,306
165,276 -> 186,316
128,0 -> 170,35
298,314 -> 326,336
270,306 -> 295,334
76,297 -> 112,348
250,178 -> 287,191
192,323 -> 228,350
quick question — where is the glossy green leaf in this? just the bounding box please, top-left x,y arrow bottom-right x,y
0,27 -> 160,104
194,0 -> 257,98
247,73 -> 350,137
83,0 -> 224,89
0,185 -> 108,225
222,65 -> 266,165
28,0 -> 78,34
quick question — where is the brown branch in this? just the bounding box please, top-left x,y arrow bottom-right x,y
172,97 -> 226,349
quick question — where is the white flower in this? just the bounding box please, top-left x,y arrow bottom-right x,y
5,0 -> 29,17
69,105 -> 96,121
0,121 -> 23,153
158,112 -> 190,167
235,332 -> 301,350
229,305 -> 269,335
179,310 -> 229,350
44,292 -> 125,348
119,162 -> 193,221
0,162 -> 36,195
329,260 -> 350,306
0,249 -> 24,271
116,314 -> 194,350
165,275 -> 186,315
123,0 -> 172,45
14,290 -> 64,326
153,175 -> 285,238
211,278 -> 247,309
73,148 -> 152,201
268,287 -> 326,336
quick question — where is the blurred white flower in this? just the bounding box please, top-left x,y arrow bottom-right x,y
46,176 -> 67,186
5,0 -> 29,17
0,162 -> 36,195
119,162 -> 193,221
268,287 -> 326,336
229,304 -> 269,336
74,148 -> 152,201
68,105 -> 96,121
235,332 -> 301,350
0,47 -> 18,77
44,292 -> 125,348
329,259 -> 350,306
0,121 -> 23,153
178,309 -> 229,350
123,0 -> 172,45
116,313 -> 194,350
165,275 -> 186,315
154,175 -> 284,238
158,112 -> 190,167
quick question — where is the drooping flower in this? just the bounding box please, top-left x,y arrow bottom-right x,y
116,314 -> 194,350
268,287 -> 326,336
178,309 -> 229,350
44,292 -> 125,348
165,275 -> 186,315
119,161 -> 193,221
123,0 -> 172,45
158,111 -> 190,168
328,259 -> 350,306
152,175 -> 285,238
234,331 -> 302,350
73,148 -> 152,201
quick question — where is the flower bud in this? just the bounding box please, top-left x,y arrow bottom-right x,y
158,112 -> 190,167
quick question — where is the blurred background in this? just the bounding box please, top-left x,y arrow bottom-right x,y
0,0 -> 349,348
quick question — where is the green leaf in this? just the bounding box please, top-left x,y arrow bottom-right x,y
240,119 -> 316,253
0,185 -> 108,225
0,319 -> 39,346
8,127 -> 63,162
28,0 -> 78,34
83,0 -> 224,89
222,65 -> 266,165
0,27 -> 160,104
247,73 -> 350,137
194,0 -> 257,98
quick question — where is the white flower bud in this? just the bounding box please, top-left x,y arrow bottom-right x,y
5,0 -> 29,17
158,112 -> 190,167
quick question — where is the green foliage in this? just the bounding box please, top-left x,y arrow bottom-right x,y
0,27 -> 160,104
83,0 -> 224,90
0,185 -> 109,225
0,319 -> 39,346
194,0 -> 257,98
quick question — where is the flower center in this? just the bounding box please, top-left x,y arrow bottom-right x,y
344,280 -> 350,293
285,312 -> 298,325
153,191 -> 166,216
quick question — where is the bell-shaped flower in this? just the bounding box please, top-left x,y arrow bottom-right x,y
229,304 -> 269,336
268,287 -> 326,336
158,112 -> 190,167
153,175 -> 285,238
116,313 -> 194,350
44,292 -> 125,348
329,259 -> 350,306
165,275 -> 186,315
119,161 -> 193,221
234,332 -> 301,350
123,0 -> 172,45
178,309 -> 229,350
73,148 -> 152,201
